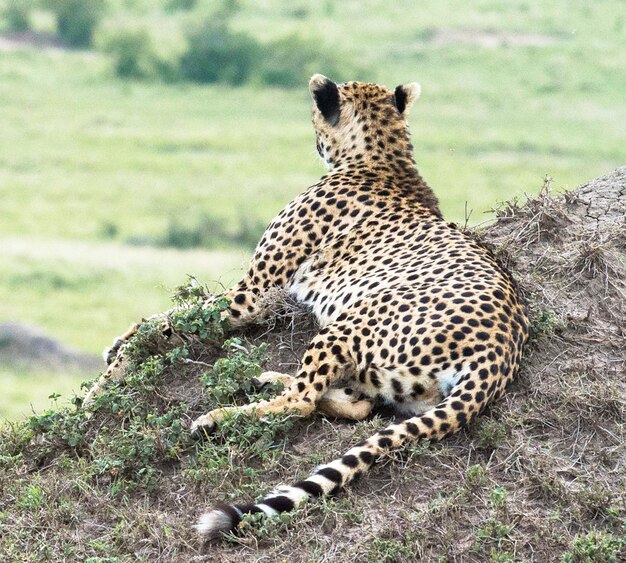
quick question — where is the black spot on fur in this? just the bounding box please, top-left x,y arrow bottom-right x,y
294,480 -> 324,497
263,495 -> 295,513
234,503 -> 265,521
378,437 -> 393,448
342,454 -> 359,468
317,466 -> 343,483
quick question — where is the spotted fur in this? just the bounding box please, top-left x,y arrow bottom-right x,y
94,75 -> 530,540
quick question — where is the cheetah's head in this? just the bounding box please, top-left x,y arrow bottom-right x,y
309,74 -> 421,170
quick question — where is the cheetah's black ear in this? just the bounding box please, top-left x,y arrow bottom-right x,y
309,74 -> 340,126
393,82 -> 421,117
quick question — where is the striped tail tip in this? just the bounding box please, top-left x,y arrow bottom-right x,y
195,485 -> 314,540
194,504 -> 242,539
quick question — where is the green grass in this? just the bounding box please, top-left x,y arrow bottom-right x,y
0,368 -> 85,422
0,0 -> 624,417
2,1 -> 624,242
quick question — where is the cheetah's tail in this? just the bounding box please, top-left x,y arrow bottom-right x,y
194,374 -> 495,540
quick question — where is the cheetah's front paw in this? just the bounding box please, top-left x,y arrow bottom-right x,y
86,313 -> 175,410
190,406 -> 243,439
83,356 -> 129,408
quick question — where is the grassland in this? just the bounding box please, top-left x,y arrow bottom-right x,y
0,368 -> 86,420
0,0 -> 625,418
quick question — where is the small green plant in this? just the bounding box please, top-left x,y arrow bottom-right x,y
21,281 -> 221,492
575,484 -> 614,519
0,420 -> 31,466
234,510 -> 293,541
466,463 -> 488,488
171,276 -> 212,305
171,299 -> 228,340
200,338 -> 269,405
367,536 -> 414,563
28,406 -> 89,450
187,410 -> 295,486
489,548 -> 516,562
561,530 -> 625,563
86,354 -> 168,418
92,427 -> 159,490
16,483 -> 45,510
89,399 -> 192,490
214,410 -> 295,457
319,497 -> 364,524
473,517 -> 512,554
170,285 -> 230,342
489,486 -> 507,509
476,418 -> 507,450
184,332 -> 293,483
530,307 -> 565,338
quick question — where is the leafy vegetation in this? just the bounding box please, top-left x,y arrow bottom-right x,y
42,0 -> 107,47
100,27 -> 165,80
0,293 -> 310,559
530,307 -> 566,338
2,0 -> 356,86
179,18 -> 259,86
561,530 -> 626,563
2,0 -> 29,31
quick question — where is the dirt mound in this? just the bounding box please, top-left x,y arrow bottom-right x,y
0,322 -> 101,373
486,166 -> 626,384
1,168 -> 624,562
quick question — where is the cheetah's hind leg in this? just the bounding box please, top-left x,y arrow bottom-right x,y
253,374 -> 373,421
190,329 -> 358,436
252,371 -> 296,389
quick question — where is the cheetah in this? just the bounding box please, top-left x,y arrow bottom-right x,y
86,75 -> 529,539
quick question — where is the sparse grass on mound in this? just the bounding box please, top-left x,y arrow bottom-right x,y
1,169 -> 625,561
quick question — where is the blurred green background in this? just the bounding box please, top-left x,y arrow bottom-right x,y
1,0 -> 624,419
